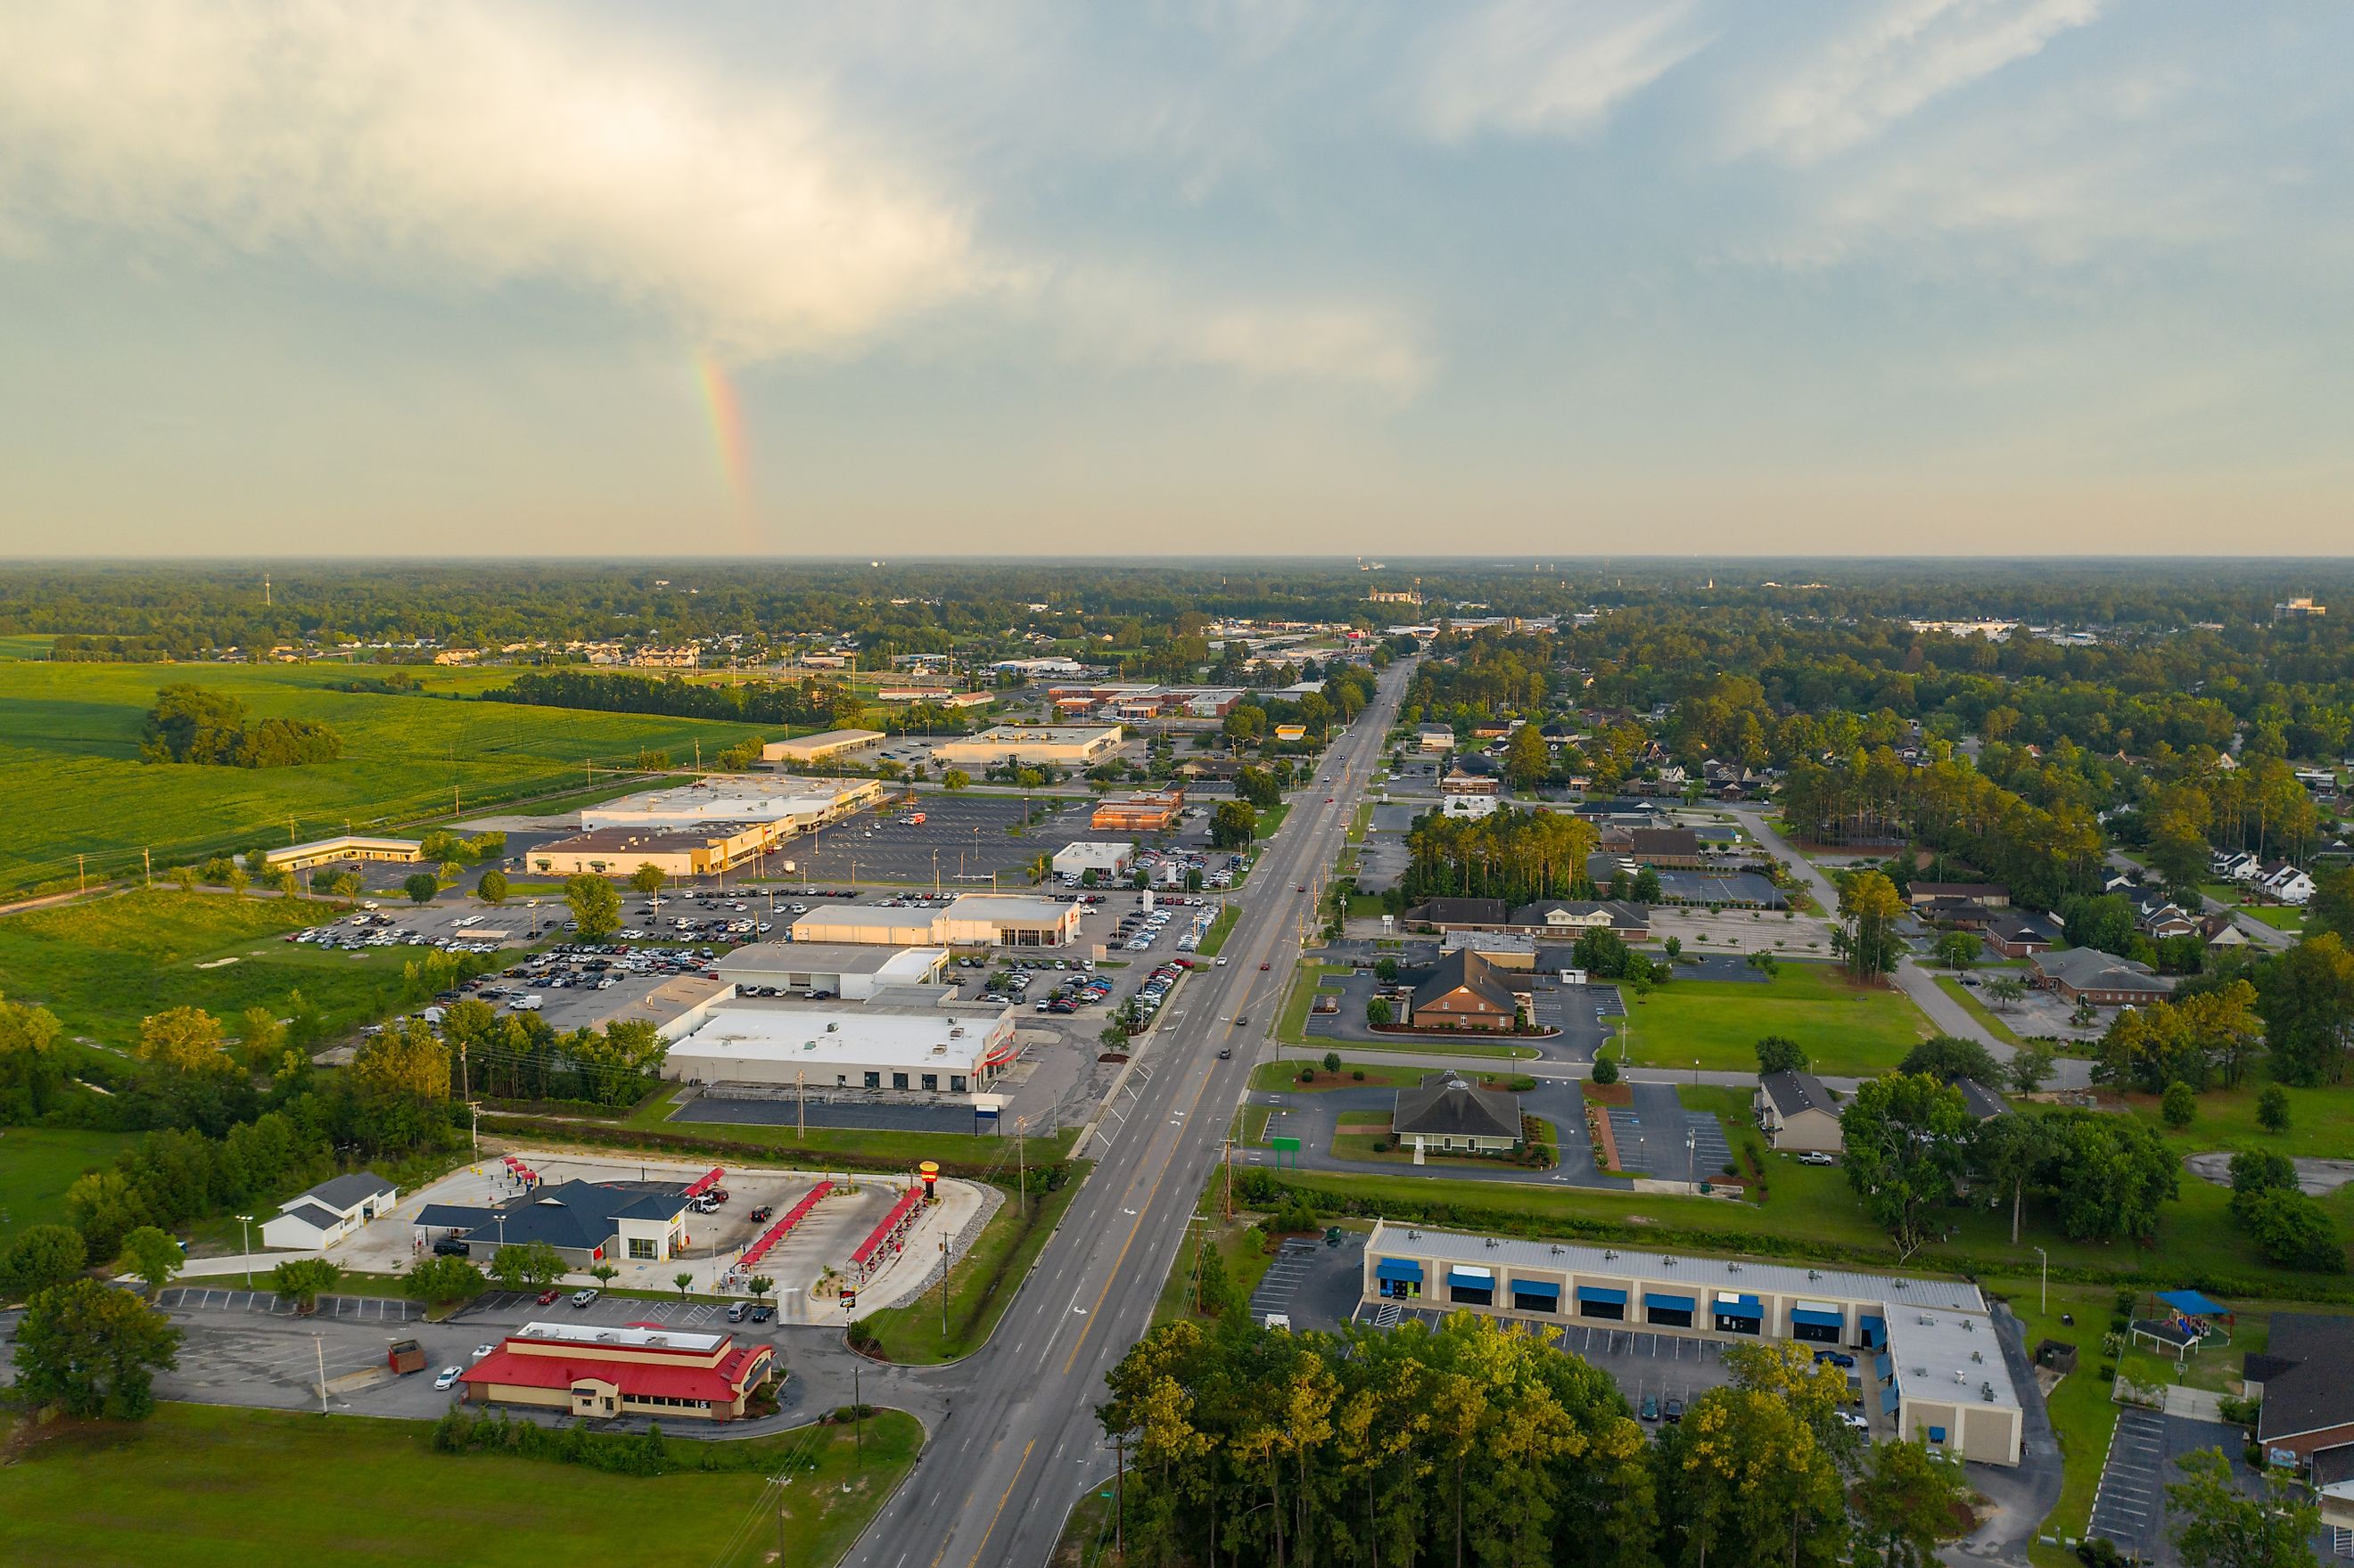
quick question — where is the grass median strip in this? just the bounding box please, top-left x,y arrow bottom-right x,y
852,1167 -> 1087,1363
1934,974 -> 2026,1049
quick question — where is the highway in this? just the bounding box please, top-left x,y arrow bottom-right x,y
843,656 -> 1413,1568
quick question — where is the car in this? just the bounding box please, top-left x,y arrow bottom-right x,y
471,1343 -> 496,1361
1296,883 -> 1307,892
1214,956 -> 1229,965
1217,1046 -> 1232,1059
1259,961 -> 1272,971
1639,1394 -> 1660,1422
433,1366 -> 463,1390
1838,1412 -> 1870,1433
536,1289 -> 560,1305
1235,1014 -> 1249,1027
432,1236 -> 471,1258
1325,797 -> 1334,803
1814,1350 -> 1857,1368
748,1204 -> 773,1223
1662,1397 -> 1684,1423
1797,1151 -> 1837,1167
571,1288 -> 598,1308
751,1304 -> 773,1323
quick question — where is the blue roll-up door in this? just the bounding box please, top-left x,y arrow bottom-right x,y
1928,1426 -> 1947,1444
1576,1285 -> 1627,1305
1448,1269 -> 1494,1291
1512,1279 -> 1560,1300
1376,1259 -> 1424,1284
1644,1293 -> 1696,1311
1858,1314 -> 1886,1347
1790,1308 -> 1843,1328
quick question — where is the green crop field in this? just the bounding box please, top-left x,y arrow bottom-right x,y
1617,963 -> 1935,1076
0,889 -> 416,1050
0,1402 -> 921,1568
0,1127 -> 144,1240
0,661 -> 769,893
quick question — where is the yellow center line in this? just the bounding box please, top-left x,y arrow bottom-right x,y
953,1435 -> 1036,1568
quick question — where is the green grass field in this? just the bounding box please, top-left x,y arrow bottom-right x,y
0,888 -> 428,1050
1617,963 -> 1934,1075
1934,975 -> 2028,1049
858,1171 -> 1085,1362
0,661 -> 768,893
1196,904 -> 1240,957
1248,1060 -> 1428,1093
0,1127 -> 143,1240
0,1402 -> 918,1568
2200,883 -> 2303,932
2119,1076 -> 2354,1161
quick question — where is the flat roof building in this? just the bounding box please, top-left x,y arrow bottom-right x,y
663,1003 -> 1018,1096
460,1319 -> 775,1423
1052,841 -> 1137,879
1362,1223 -> 2022,1465
763,729 -> 886,765
788,893 -> 1082,948
1091,789 -> 1185,833
713,943 -> 949,1000
265,835 -> 422,874
583,776 -> 879,837
531,824 -> 770,879
931,725 -> 1123,768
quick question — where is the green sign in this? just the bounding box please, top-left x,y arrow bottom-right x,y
1270,1136 -> 1301,1151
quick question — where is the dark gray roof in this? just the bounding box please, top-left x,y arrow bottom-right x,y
2033,948 -> 2174,996
1407,897 -> 1510,927
1410,948 -> 1517,1015
414,1179 -> 688,1252
274,1201 -> 347,1232
1758,1070 -> 1836,1120
1393,1071 -> 1521,1141
2258,1314 -> 2354,1442
1506,899 -> 1649,932
1986,911 -> 2061,943
1630,827 -> 1700,858
294,1171 -> 394,1214
1956,1080 -> 2010,1121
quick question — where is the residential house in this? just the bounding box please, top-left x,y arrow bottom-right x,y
1754,1071 -> 1842,1153
2029,948 -> 2177,1006
2254,861 -> 2317,906
1955,1080 -> 2011,1122
1408,949 -> 1522,1031
2210,850 -> 2261,883
2197,912 -> 2250,950
1504,899 -> 1652,941
1391,1071 -> 1523,1153
2133,896 -> 2199,941
259,1171 -> 399,1251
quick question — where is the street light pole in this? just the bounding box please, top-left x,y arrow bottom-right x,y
236,1213 -> 254,1288
2034,1246 -> 2047,1314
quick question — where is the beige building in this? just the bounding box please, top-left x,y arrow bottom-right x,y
265,835 -> 423,874
531,824 -> 770,878
763,729 -> 885,766
931,725 -> 1123,768
582,776 -> 880,843
1755,1071 -> 1844,1153
788,893 -> 1082,948
1364,1224 -> 2022,1465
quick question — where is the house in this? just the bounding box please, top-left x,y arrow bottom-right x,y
259,1171 -> 399,1250
2134,896 -> 2199,941
1505,899 -> 1651,940
1955,1080 -> 2011,1122
2197,912 -> 2250,950
2100,871 -> 2139,896
1983,911 -> 2062,959
1919,898 -> 1999,930
1408,949 -> 1521,1031
2254,861 -> 2317,906
1907,883 -> 2012,910
461,1320 -> 776,1423
1629,827 -> 1703,867
1753,1071 -> 1842,1153
1404,897 -> 1511,932
1392,1071 -> 1523,1153
2029,948 -> 2176,1006
2210,850 -> 2261,883
2249,1314 -> 2354,1469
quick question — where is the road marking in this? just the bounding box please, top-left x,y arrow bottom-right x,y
955,1436 -> 1037,1568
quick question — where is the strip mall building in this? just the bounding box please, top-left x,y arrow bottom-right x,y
1363,1222 -> 2023,1465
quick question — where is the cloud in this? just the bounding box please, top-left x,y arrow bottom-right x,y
0,1 -> 989,356
1049,270 -> 1430,395
1735,0 -> 2106,163
1416,0 -> 1710,142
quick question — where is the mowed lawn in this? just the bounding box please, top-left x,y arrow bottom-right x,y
0,661 -> 766,892
0,1403 -> 921,1568
0,1127 -> 142,1240
0,889 -> 412,1049
1618,963 -> 1934,1075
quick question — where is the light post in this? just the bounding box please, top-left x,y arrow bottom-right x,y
2034,1246 -> 2047,1314
236,1212 -> 254,1288
1685,1129 -> 1696,1194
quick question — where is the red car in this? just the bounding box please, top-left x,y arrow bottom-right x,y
535,1289 -> 559,1306
1260,961 -> 1272,971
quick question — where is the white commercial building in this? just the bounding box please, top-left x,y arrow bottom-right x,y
582,776 -> 880,840
663,1005 -> 1019,1096
762,729 -> 886,766
1052,841 -> 1137,879
712,943 -> 950,1000
1362,1223 -> 2023,1466
259,1171 -> 399,1251
789,893 -> 1082,948
931,725 -> 1123,768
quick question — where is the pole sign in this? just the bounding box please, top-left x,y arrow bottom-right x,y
918,1161 -> 940,1202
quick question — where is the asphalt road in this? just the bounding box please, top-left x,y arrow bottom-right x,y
843,657 -> 1415,1568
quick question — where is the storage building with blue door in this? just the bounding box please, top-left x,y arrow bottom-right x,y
1361,1220 -> 2022,1465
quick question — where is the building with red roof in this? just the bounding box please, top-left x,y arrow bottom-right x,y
459,1319 -> 775,1422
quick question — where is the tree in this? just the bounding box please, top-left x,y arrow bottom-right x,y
2037,1111 -> 2177,1244
1366,997 -> 1394,1026
488,1242 -> 570,1293
631,863 -> 665,896
2309,866 -> 2354,944
0,1224 -> 87,1301
118,1225 -> 184,1299
748,1275 -> 774,1308
270,1257 -> 342,1312
403,871 -> 440,904
2061,894 -> 2138,956
2237,1187 -> 2344,1271
136,1005 -> 235,1076
11,1277 -> 182,1420
590,1263 -> 619,1291
1931,931 -> 1980,971
1985,974 -> 2027,1013
1663,935 -> 1683,960
1975,1113 -> 2052,1244
673,1270 -> 695,1300
405,1255 -> 488,1307
564,872 -> 622,940
1503,722 -> 1549,791
2168,1448 -> 2318,1568
2254,933 -> 2354,1086
1208,800 -> 1258,850
1632,866 -> 1663,904
1374,956 -> 1400,983
1840,1073 -> 1971,1260
942,768 -> 970,791
1852,1440 -> 1967,1568
2161,1080 -> 2197,1128
67,1170 -> 152,1261
476,868 -> 508,904
1897,1036 -> 2003,1087
1755,1035 -> 1808,1075
1235,766 -> 1282,809
351,1019 -> 451,1100
1836,869 -> 1906,981
1573,925 -> 1631,980
2007,1043 -> 2054,1094
2257,1083 -> 2292,1132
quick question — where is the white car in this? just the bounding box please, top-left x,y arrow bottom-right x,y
433,1366 -> 463,1390
1837,1413 -> 1869,1433
1798,1152 -> 1837,1167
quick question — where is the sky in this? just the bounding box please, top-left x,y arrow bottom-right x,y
0,0 -> 2349,558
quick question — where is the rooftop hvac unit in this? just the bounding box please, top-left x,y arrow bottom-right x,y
1485,1237 -> 1499,1249
1603,1249 -> 1617,1260
1982,1383 -> 1996,1400
1962,1318 -> 1975,1331
1919,1315 -> 1936,1326
1807,1269 -> 1821,1280
951,1027 -> 965,1038
827,1022 -> 839,1032
1407,1228 -> 1420,1240
1892,1278 -> 1908,1289
1550,1245 -> 1564,1256
1971,1350 -> 1984,1363
1911,1367 -> 1929,1378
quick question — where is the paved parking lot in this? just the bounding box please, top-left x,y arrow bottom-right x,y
784,792 -> 1099,887
1607,1083 -> 1730,1181
2087,1407 -> 2165,1556
156,1285 -> 424,1323
1249,1238 -> 1322,1324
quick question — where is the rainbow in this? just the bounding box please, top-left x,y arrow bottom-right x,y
696,349 -> 759,552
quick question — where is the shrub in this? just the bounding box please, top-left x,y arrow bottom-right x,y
2161,1080 -> 2196,1129
1590,1055 -> 1619,1086
1351,1069 -> 1365,1081
2257,1084 -> 2292,1132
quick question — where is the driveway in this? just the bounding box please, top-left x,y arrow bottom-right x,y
1949,1303 -> 2064,1566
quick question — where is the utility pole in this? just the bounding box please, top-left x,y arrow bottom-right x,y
77,854 -> 84,894
143,848 -> 151,888
1222,1136 -> 1234,1220
314,1334 -> 328,1415
797,1070 -> 805,1137
937,1236 -> 949,1337
1016,1117 -> 1026,1219
852,1359 -> 861,1453
1115,1430 -> 1125,1556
